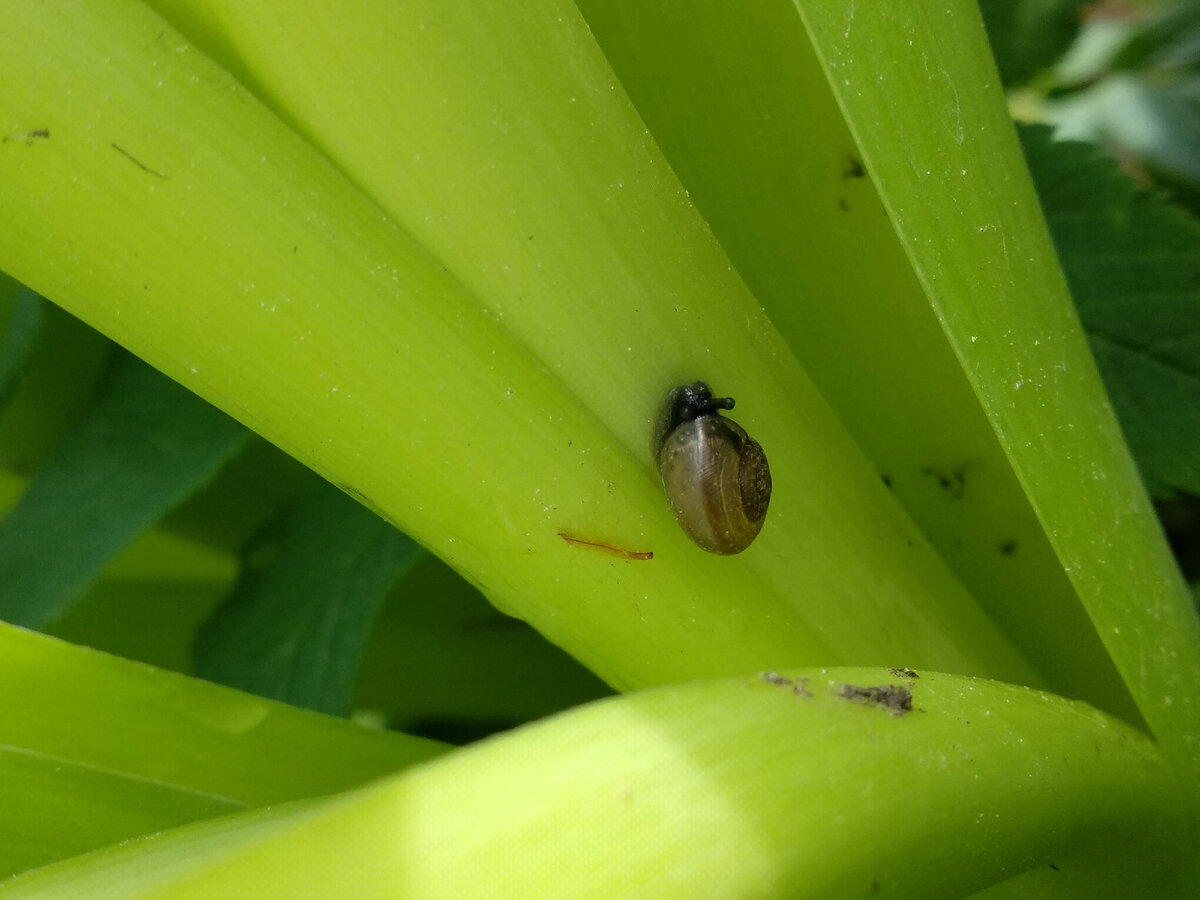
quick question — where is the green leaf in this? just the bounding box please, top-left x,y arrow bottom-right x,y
0,299 -> 113,474
791,0 -> 1200,809
194,480 -> 425,716
0,622 -> 448,877
0,281 -> 44,407
1,744 -> 241,877
1020,123 -> 1200,496
0,668 -> 1189,898
0,353 -> 249,627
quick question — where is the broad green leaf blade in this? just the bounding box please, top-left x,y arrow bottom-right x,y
0,619 -> 448,877
1020,124 -> 1200,497
0,669 -> 1187,899
0,745 -> 242,877
574,2 -> 1136,720
796,0 -> 1200,812
0,353 -> 249,627
0,0 -> 1039,687
0,623 -> 448,808
194,480 -> 425,716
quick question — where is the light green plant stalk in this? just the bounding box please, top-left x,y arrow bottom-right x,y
574,1 -> 1145,722
0,0 -> 1041,688
794,4 -> 1200,799
0,669 -> 1189,899
1,0 -> 1198,892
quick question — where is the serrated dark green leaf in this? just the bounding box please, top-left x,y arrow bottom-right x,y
194,481 -> 424,716
1020,123 -> 1200,496
977,0 -> 1087,87
0,352 -> 249,626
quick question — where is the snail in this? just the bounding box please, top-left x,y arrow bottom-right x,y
654,382 -> 772,554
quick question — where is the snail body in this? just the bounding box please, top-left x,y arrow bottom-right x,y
654,382 -> 771,554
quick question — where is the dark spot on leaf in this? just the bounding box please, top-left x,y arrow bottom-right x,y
760,671 -> 811,697
2,128 -> 50,144
837,682 -> 913,716
920,462 -> 970,498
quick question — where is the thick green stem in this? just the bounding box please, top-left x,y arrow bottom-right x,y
1,669 -> 1188,899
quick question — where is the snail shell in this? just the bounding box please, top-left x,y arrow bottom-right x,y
654,382 -> 771,554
